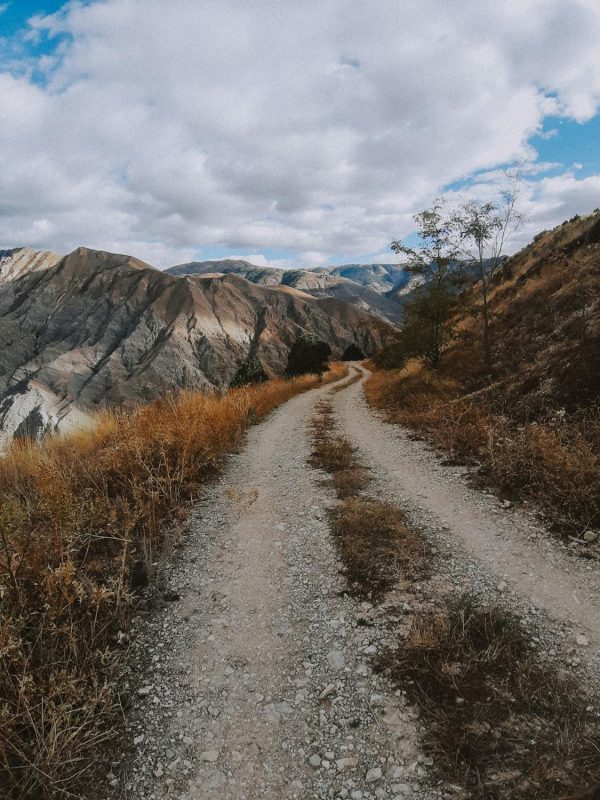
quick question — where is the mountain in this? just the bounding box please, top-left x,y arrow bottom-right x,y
316,263 -> 409,294
166,260 -> 407,324
0,247 -> 62,285
0,247 -> 391,448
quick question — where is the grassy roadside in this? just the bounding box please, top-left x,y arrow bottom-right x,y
365,364 -> 600,545
0,363 -> 347,799
310,382 -> 600,799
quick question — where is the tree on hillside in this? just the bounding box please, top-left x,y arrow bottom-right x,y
285,333 -> 331,376
391,199 -> 468,365
453,171 -> 525,366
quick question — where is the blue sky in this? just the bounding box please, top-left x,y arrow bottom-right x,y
1,0 -> 600,268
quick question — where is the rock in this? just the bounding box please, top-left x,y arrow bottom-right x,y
583,531 -> 599,543
576,634 -> 589,647
137,686 -> 152,696
336,757 -> 358,771
327,650 -> 345,671
366,767 -> 383,783
200,750 -> 219,762
207,772 -> 226,789
319,683 -> 336,700
309,754 -> 321,768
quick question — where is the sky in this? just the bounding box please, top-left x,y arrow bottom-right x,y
1,0 -> 600,269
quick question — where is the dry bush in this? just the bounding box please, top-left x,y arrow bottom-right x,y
365,367 -> 490,461
330,499 -> 431,598
482,408 -> 600,535
379,596 -> 600,800
0,363 -> 346,799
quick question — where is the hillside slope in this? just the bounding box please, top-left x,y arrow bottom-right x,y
0,247 -> 389,447
367,210 -> 600,538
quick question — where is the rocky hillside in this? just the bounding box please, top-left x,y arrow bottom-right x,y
316,262 -> 408,293
167,260 -> 408,324
0,247 -> 390,448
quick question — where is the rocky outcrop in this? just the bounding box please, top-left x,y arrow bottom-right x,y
0,247 -> 391,446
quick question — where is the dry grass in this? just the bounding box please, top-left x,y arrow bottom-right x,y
0,363 -> 347,799
310,398 -> 369,499
309,390 -> 430,598
365,368 -> 600,538
329,366 -> 363,394
378,596 -> 600,800
329,498 -> 431,599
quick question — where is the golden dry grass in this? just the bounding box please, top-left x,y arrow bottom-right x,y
0,363 -> 347,799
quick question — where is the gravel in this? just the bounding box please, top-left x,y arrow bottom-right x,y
111,379 -> 440,799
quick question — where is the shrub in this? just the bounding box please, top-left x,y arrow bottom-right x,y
285,333 -> 331,376
373,340 -> 407,370
230,354 -> 268,387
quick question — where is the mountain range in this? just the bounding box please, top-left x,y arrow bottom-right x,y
166,260 -> 409,324
0,247 -> 396,448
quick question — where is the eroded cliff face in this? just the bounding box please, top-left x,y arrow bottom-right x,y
0,247 -> 391,446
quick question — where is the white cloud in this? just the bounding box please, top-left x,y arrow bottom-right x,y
0,0 -> 600,267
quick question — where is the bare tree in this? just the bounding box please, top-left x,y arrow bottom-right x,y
453,171 -> 526,366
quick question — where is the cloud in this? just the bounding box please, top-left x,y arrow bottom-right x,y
0,0 -> 600,267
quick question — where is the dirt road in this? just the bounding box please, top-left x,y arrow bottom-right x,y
121,367 -> 599,799
124,375 -> 425,800
334,366 -> 600,664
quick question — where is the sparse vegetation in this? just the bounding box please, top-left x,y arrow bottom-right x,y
330,498 -> 430,598
310,397 -> 368,498
378,596 -> 600,799
0,364 -> 347,799
452,170 -> 526,365
391,199 -> 470,365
